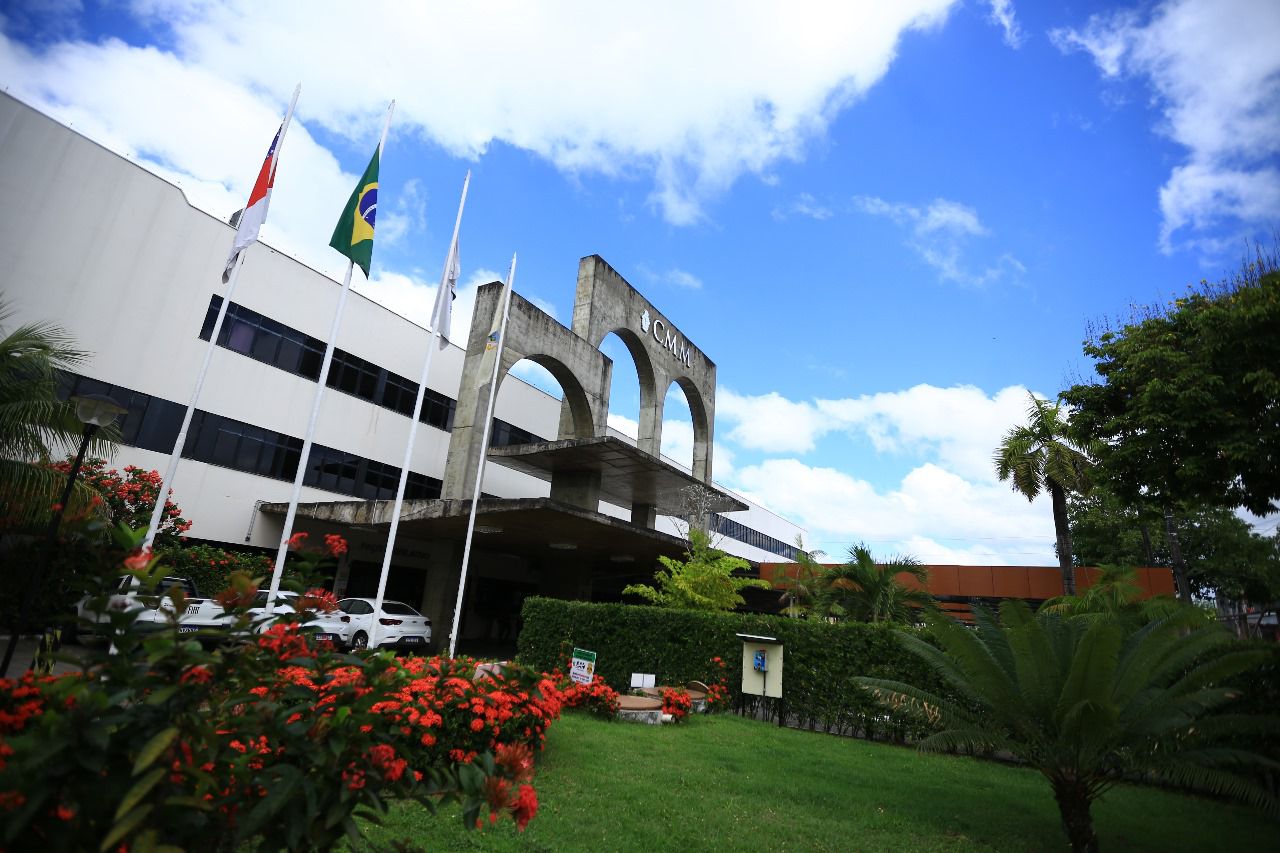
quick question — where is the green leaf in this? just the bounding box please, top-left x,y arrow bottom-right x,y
100,804 -> 154,852
114,767 -> 166,821
132,727 -> 178,776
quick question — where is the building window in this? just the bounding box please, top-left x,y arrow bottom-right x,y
58,371 -> 441,501
490,418 -> 539,448
199,295 -> 465,435
709,513 -> 799,561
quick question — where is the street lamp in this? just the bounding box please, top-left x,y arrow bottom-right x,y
0,393 -> 127,677
45,394 -> 127,544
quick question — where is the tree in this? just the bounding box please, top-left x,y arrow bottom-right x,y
1062,257 -> 1280,599
856,602 -> 1279,852
814,544 -> 934,624
1068,484 -> 1280,604
622,527 -> 770,612
994,394 -> 1095,595
772,536 -> 825,618
0,298 -> 116,530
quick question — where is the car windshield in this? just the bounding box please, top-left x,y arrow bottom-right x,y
381,601 -> 421,616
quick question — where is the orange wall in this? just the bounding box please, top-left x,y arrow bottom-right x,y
759,563 -> 1176,602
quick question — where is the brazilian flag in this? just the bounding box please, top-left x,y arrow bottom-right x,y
330,147 -> 380,278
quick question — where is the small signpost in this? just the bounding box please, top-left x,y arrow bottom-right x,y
570,647 -> 597,685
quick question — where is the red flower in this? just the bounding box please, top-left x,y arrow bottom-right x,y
512,784 -> 538,831
323,534 -> 348,557
123,548 -> 153,573
285,531 -> 309,550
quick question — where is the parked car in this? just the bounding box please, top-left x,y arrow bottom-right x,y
75,575 -> 199,641
336,598 -> 432,652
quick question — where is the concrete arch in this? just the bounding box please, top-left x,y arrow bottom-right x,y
568,255 -> 718,483
442,282 -> 612,501
667,374 -> 714,483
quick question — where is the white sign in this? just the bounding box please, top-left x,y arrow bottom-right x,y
570,647 -> 597,685
639,309 -> 694,368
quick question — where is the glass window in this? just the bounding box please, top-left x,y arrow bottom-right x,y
382,601 -> 421,616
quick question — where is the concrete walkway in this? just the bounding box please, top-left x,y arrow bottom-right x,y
1,635 -> 89,678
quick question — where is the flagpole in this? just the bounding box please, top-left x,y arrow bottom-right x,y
142,84 -> 301,551
370,171 -> 470,645
448,253 -> 516,658
266,100 -> 395,613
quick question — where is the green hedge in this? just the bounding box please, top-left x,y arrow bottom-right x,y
516,597 -> 949,741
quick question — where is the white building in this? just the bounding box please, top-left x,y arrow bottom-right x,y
0,93 -> 804,651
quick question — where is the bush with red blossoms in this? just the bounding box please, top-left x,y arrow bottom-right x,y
704,655 -> 731,712
660,686 -> 693,722
0,541 -> 554,851
50,458 -> 191,547
558,674 -> 621,719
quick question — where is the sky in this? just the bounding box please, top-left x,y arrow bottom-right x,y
3,0 -> 1278,564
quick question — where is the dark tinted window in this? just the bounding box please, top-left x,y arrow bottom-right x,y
382,601 -> 420,616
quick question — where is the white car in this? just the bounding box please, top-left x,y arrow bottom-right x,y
336,598 -> 432,652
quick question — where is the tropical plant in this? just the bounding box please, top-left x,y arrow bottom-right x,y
773,537 -> 825,618
623,527 -> 770,612
1039,564 -> 1194,629
0,299 -> 116,530
856,601 -> 1280,852
814,544 -> 933,624
994,394 -> 1095,595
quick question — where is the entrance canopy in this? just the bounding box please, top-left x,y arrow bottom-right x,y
259,496 -> 694,573
487,436 -> 747,516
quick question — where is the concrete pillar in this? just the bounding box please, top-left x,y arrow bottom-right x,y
549,468 -> 602,511
420,541 -> 462,653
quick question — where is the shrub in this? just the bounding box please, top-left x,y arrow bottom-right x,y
0,547 -> 558,850
152,543 -> 277,598
517,597 -> 948,741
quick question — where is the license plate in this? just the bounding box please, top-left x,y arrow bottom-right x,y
178,626 -> 200,634
401,636 -> 422,644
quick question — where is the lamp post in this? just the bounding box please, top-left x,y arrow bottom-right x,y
45,394 -> 128,544
0,393 -> 126,677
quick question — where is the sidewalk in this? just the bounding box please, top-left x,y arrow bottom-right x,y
1,635 -> 89,678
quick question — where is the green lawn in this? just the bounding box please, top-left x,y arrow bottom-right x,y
361,713 -> 1274,852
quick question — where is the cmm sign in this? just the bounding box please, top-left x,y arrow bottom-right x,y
639,309 -> 694,368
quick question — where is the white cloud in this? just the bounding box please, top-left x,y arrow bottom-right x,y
717,389 -> 829,453
729,458 -> 1056,565
718,382 -> 1039,479
354,267 -> 500,347
852,195 -> 1023,285
665,269 -> 703,290
987,0 -> 1024,49
1,0 -> 962,227
1050,0 -> 1280,253
772,192 -> 833,221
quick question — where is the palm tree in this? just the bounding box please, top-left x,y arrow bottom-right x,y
856,602 -> 1278,852
994,394 -> 1095,595
773,536 -> 825,618
0,298 -> 115,530
815,544 -> 934,624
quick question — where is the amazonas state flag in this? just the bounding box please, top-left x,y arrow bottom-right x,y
330,147 -> 380,278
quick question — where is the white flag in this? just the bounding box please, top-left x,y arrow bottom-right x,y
430,236 -> 459,348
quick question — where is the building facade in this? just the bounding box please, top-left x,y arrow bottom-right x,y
0,94 -> 804,650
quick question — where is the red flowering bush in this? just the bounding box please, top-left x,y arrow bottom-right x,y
559,674 -> 621,719
52,458 -> 191,547
154,543 -> 275,599
0,544 -> 554,851
705,655 -> 731,712
660,686 -> 693,722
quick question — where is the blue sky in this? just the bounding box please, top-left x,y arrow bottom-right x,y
3,1 -> 1277,563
